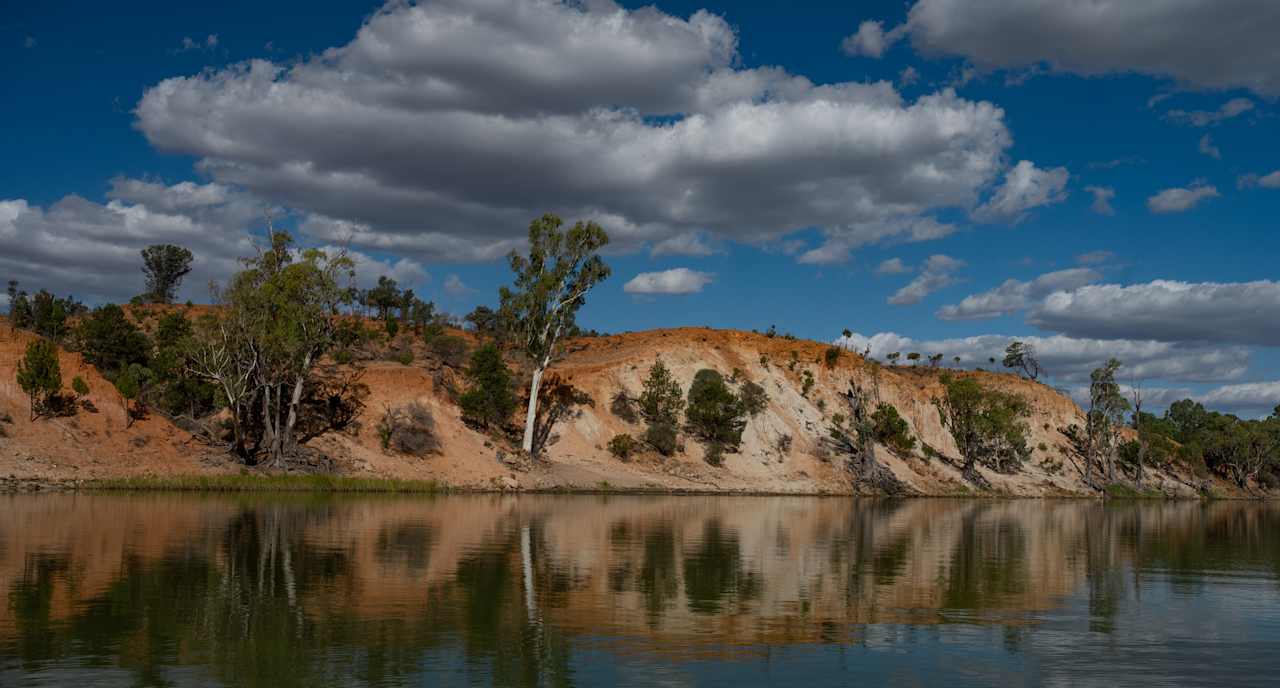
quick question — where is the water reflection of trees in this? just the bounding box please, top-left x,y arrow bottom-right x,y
1,496 -> 1279,685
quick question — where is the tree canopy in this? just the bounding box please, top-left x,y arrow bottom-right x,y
140,244 -> 194,304
499,213 -> 610,453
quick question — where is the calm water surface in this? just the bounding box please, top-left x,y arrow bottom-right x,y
1,494 -> 1278,686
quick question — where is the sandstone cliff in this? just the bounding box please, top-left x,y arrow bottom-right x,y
0,324 -> 1223,496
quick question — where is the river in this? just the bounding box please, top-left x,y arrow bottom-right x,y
1,494 -> 1277,686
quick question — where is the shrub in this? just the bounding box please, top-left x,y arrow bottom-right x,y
385,317 -> 399,338
394,348 -> 414,366
740,380 -> 768,416
76,304 -> 150,372
685,369 -> 746,456
378,402 -> 440,456
759,353 -> 769,369
871,403 -> 915,455
610,391 -> 639,423
644,422 -> 679,456
458,343 -> 516,430
430,335 -> 470,368
639,359 -> 684,426
608,433 -> 637,460
801,369 -> 815,398
824,347 -> 841,369
333,349 -> 354,365
16,339 -> 62,420
71,376 -> 90,398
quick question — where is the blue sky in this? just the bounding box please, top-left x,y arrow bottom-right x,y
3,0 -> 1279,414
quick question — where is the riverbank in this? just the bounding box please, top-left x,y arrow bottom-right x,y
2,324 -> 1267,499
2,472 -> 1266,500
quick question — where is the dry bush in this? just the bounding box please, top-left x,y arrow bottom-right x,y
378,402 -> 440,457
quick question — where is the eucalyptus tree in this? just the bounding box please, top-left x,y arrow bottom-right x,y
1002,341 -> 1043,380
140,244 -> 194,303
190,230 -> 354,465
1086,358 -> 1128,483
499,214 -> 610,455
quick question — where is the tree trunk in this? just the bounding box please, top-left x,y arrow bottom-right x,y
521,366 -> 545,454
281,361 -> 310,458
1136,433 -> 1146,486
262,385 -> 279,467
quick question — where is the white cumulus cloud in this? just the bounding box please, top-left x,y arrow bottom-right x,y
623,268 -> 714,295
972,160 -> 1069,224
888,254 -> 964,305
1029,280 -> 1280,346
135,0 -> 1017,264
937,267 -> 1101,320
835,331 -> 1248,384
897,1 -> 1280,97
841,20 -> 906,58
1147,183 -> 1219,213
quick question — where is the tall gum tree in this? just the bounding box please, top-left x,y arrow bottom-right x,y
500,214 -> 610,455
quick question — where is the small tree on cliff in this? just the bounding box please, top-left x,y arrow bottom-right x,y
499,214 -> 610,455
16,339 -> 62,420
1002,341 -> 1043,380
140,244 -> 194,304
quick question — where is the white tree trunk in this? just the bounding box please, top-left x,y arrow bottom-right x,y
521,366 -> 544,454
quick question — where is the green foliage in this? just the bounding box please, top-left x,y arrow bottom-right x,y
77,304 -> 151,372
1086,358 -> 1129,480
150,311 -> 217,419
906,352 -> 921,365
465,305 -> 505,341
365,275 -> 403,320
499,213 -> 611,453
823,346 -> 841,369
739,380 -> 768,416
608,433 -> 637,460
429,335 -> 469,368
1154,403 -> 1280,488
458,344 -> 516,430
71,376 -> 89,397
16,339 -> 62,420
610,391 -> 639,423
140,244 -> 194,303
7,280 -> 32,329
871,403 -> 916,454
1002,341 -> 1043,380
385,317 -> 399,338
30,290 -> 78,340
639,359 -> 684,427
636,359 -> 685,456
190,230 -> 355,462
685,369 -> 747,459
935,374 -> 1032,475
800,369 -> 815,398
114,363 -> 153,428
643,421 -> 679,456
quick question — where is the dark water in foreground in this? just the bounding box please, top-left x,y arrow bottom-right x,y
1,495 -> 1278,687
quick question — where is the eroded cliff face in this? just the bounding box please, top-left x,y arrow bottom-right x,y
0,325 -> 1220,496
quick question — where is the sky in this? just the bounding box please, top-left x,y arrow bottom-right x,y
2,0 -> 1279,416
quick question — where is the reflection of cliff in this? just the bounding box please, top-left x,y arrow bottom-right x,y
2,495 -> 1279,683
